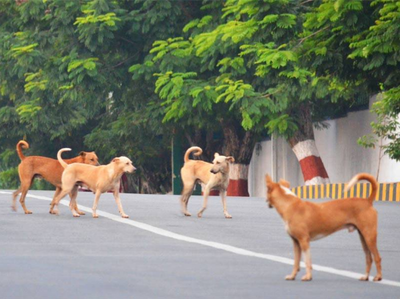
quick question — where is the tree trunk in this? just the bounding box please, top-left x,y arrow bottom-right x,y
288,104 -> 330,185
221,120 -> 257,196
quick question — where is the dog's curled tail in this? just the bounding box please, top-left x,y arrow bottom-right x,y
184,146 -> 203,163
57,148 -> 72,169
344,173 -> 378,203
16,140 -> 29,161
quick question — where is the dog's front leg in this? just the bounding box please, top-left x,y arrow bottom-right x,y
92,190 -> 102,218
220,190 -> 232,219
286,238 -> 301,280
113,189 -> 129,218
299,239 -> 312,281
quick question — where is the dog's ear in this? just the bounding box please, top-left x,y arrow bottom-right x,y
226,156 -> 235,163
79,151 -> 86,157
214,153 -> 220,158
279,179 -> 290,188
265,175 -> 274,192
112,158 -> 120,163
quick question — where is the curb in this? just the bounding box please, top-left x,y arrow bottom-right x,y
291,183 -> 400,202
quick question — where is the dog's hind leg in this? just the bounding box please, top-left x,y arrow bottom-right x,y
197,185 -> 210,218
69,186 -> 81,217
69,187 -> 85,216
49,187 -> 61,207
11,187 -> 22,212
360,226 -> 382,281
286,238 -> 301,280
358,230 -> 373,281
220,190 -> 232,219
49,188 -> 70,215
181,182 -> 195,216
18,178 -> 34,214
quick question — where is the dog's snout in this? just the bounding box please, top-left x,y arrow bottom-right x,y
210,169 -> 216,174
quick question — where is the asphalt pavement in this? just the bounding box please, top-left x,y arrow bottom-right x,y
1,190 -> 399,299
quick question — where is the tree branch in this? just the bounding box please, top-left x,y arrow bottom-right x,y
300,0 -> 314,5
296,26 -> 330,47
117,36 -> 139,46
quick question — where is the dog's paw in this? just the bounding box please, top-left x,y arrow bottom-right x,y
25,210 -> 33,214
285,275 -> 296,281
121,214 -> 129,218
78,211 -> 86,216
224,213 -> 232,219
93,214 -> 99,218
184,212 -> 192,217
359,276 -> 369,281
373,275 -> 382,281
197,213 -> 203,218
301,274 -> 312,281
11,205 -> 17,212
73,214 -> 80,217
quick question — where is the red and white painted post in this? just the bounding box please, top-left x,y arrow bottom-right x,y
292,140 -> 330,185
227,163 -> 250,196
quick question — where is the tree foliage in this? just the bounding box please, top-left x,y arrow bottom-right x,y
0,0 -> 203,192
1,0 -> 399,192
349,0 -> 400,160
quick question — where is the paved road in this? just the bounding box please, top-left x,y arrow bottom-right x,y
1,190 -> 399,299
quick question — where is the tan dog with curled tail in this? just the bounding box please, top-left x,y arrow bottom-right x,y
49,148 -> 136,218
180,146 -> 235,218
265,173 -> 382,282
12,140 -> 99,214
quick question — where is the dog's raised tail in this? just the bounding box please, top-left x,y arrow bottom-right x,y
57,148 -> 72,169
344,173 -> 378,203
184,146 -> 203,163
16,140 -> 29,161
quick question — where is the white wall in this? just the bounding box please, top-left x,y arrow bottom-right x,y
248,96 -> 400,197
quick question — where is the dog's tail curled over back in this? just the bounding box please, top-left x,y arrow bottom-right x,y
57,148 -> 72,169
344,173 -> 378,203
184,146 -> 203,163
16,140 -> 29,161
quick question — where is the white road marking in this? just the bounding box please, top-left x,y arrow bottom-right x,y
3,191 -> 400,288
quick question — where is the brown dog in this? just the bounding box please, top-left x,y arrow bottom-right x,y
12,140 -> 99,214
49,148 -> 136,218
265,173 -> 382,282
180,146 -> 234,218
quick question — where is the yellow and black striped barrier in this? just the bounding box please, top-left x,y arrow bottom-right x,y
291,183 -> 400,202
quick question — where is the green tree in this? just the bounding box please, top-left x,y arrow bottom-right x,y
349,0 -> 400,162
0,0 -> 204,193
135,0 -> 369,187
305,0 -> 400,169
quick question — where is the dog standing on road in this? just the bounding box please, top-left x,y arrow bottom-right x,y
180,146 -> 234,218
49,148 -> 136,218
12,140 -> 99,214
265,173 -> 382,282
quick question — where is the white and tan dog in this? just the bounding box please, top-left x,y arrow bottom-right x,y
180,146 -> 234,218
265,173 -> 382,282
49,148 -> 136,218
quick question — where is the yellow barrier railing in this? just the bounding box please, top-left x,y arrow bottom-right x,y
290,183 -> 400,202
